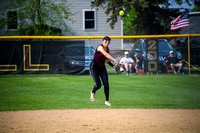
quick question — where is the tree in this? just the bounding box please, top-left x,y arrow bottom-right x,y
91,0 -> 192,35
192,0 -> 200,11
0,0 -> 74,36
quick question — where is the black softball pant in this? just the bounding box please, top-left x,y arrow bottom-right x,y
90,61 -> 109,101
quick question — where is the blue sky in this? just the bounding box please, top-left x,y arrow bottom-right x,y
168,0 -> 194,10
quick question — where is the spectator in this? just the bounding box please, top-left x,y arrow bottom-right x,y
134,54 -> 141,75
165,51 -> 185,74
119,51 -> 135,75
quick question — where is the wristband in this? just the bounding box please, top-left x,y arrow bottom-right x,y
108,61 -> 114,67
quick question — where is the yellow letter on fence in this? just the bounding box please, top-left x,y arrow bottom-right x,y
0,65 -> 17,71
23,45 -> 49,71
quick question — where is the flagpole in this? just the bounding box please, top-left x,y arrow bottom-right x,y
170,11 -> 190,74
188,26 -> 190,75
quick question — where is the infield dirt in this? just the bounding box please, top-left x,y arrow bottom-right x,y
0,109 -> 200,133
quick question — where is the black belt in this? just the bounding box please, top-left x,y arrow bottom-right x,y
92,61 -> 105,67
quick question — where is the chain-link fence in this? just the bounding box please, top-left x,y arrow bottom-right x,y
0,35 -> 200,75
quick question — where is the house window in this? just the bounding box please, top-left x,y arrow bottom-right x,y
83,10 -> 96,30
7,11 -> 18,29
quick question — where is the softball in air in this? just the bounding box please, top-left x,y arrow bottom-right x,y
119,10 -> 124,16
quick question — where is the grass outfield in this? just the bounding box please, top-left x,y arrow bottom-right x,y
0,73 -> 200,111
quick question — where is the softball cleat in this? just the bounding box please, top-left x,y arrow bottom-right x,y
90,91 -> 95,102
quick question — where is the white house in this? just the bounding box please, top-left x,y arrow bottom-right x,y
64,0 -> 122,50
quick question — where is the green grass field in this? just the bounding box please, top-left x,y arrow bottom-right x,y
0,72 -> 200,111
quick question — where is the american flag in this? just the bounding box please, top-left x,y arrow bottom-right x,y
170,12 -> 189,30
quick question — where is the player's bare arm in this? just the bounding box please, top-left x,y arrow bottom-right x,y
97,45 -> 118,65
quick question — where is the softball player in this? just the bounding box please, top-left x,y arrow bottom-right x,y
90,36 -> 118,106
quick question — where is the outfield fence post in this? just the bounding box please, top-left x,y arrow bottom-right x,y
89,39 -> 91,75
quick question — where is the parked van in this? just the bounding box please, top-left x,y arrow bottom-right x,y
130,39 -> 182,73
59,44 -> 95,74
